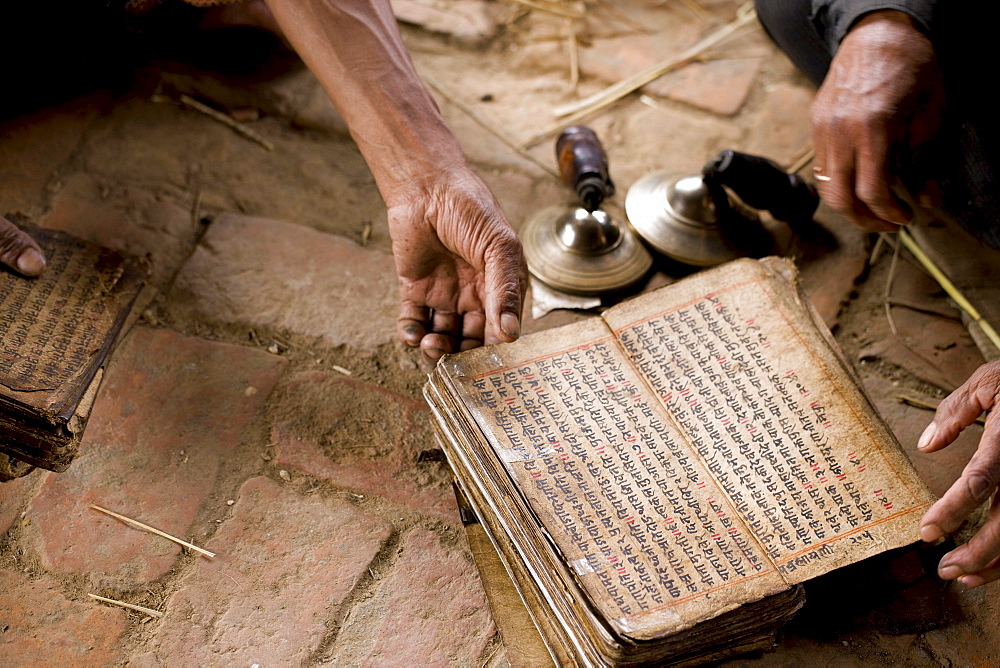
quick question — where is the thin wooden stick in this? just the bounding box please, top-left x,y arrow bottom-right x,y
88,593 -> 164,618
884,231 -> 901,336
786,146 -> 815,176
90,505 -> 216,558
551,3 -> 757,119
178,94 -> 275,152
421,75 -> 558,178
505,0 -> 584,19
898,228 -> 1000,353
566,18 -> 580,90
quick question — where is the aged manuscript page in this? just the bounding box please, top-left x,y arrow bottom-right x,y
443,258 -> 933,642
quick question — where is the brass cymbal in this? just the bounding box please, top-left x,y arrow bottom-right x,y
521,206 -> 652,295
625,172 -> 742,267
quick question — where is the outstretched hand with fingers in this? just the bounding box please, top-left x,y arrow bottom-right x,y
918,361 -> 1000,587
388,169 -> 527,363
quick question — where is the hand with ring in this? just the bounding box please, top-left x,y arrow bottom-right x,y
809,10 -> 945,232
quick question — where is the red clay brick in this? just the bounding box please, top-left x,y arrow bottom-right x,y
329,528 -> 494,665
0,569 -> 127,666
0,472 -> 39,536
744,82 -> 815,166
167,213 -> 399,352
24,327 -> 286,589
0,93 -> 107,217
646,53 -> 765,117
132,476 -> 391,665
272,371 -> 460,523
40,173 -> 198,290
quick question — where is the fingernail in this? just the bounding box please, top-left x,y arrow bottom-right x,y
501,311 -> 520,340
920,523 -> 943,542
939,564 -> 964,579
427,347 -> 446,360
917,422 -> 937,450
16,248 -> 45,276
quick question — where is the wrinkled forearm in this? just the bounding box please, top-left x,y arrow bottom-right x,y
262,0 -> 469,207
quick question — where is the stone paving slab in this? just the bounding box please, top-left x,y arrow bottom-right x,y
0,473 -> 37,537
327,527 -> 494,666
167,213 -> 399,352
24,327 -> 285,591
744,82 -> 815,166
271,371 -> 459,524
0,569 -> 127,666
133,476 -> 392,666
40,172 -> 198,290
0,92 -> 107,218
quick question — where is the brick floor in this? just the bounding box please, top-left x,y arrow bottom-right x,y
744,82 -> 815,167
0,92 -> 107,218
0,472 -> 38,537
166,213 -> 399,352
133,476 -> 392,666
0,569 -> 127,666
1,2 -> 998,665
40,173 -> 199,290
24,327 -> 285,590
328,528 -> 494,665
271,370 -> 460,523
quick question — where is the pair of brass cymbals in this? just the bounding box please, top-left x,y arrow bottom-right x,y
523,147 -> 821,295
522,172 -> 740,295
523,131 -> 802,296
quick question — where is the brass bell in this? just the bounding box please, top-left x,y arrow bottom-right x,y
521,205 -> 652,295
521,126 -> 652,296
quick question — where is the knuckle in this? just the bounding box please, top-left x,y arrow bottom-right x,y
962,470 -> 999,504
819,188 -> 851,214
855,185 -> 893,213
0,228 -> 32,263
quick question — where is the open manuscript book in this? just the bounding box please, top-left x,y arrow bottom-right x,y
425,258 -> 935,666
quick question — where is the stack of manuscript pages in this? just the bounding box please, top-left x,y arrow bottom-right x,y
424,257 -> 935,666
0,220 -> 145,480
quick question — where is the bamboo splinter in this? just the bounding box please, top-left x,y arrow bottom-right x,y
88,593 -> 164,618
898,229 -> 1000,353
90,505 -> 216,558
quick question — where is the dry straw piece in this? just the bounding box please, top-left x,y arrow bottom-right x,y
522,3 -> 758,147
177,94 -> 275,152
898,229 -> 1000,354
90,504 -> 216,558
88,593 -> 164,619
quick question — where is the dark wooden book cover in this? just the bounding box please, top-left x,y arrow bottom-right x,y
0,221 -> 145,478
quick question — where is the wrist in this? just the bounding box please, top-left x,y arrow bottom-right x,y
849,9 -> 926,39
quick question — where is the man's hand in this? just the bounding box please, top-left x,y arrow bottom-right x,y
810,10 -> 944,232
388,170 -> 526,362
918,361 -> 1000,587
0,215 -> 46,276
262,0 -> 528,361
